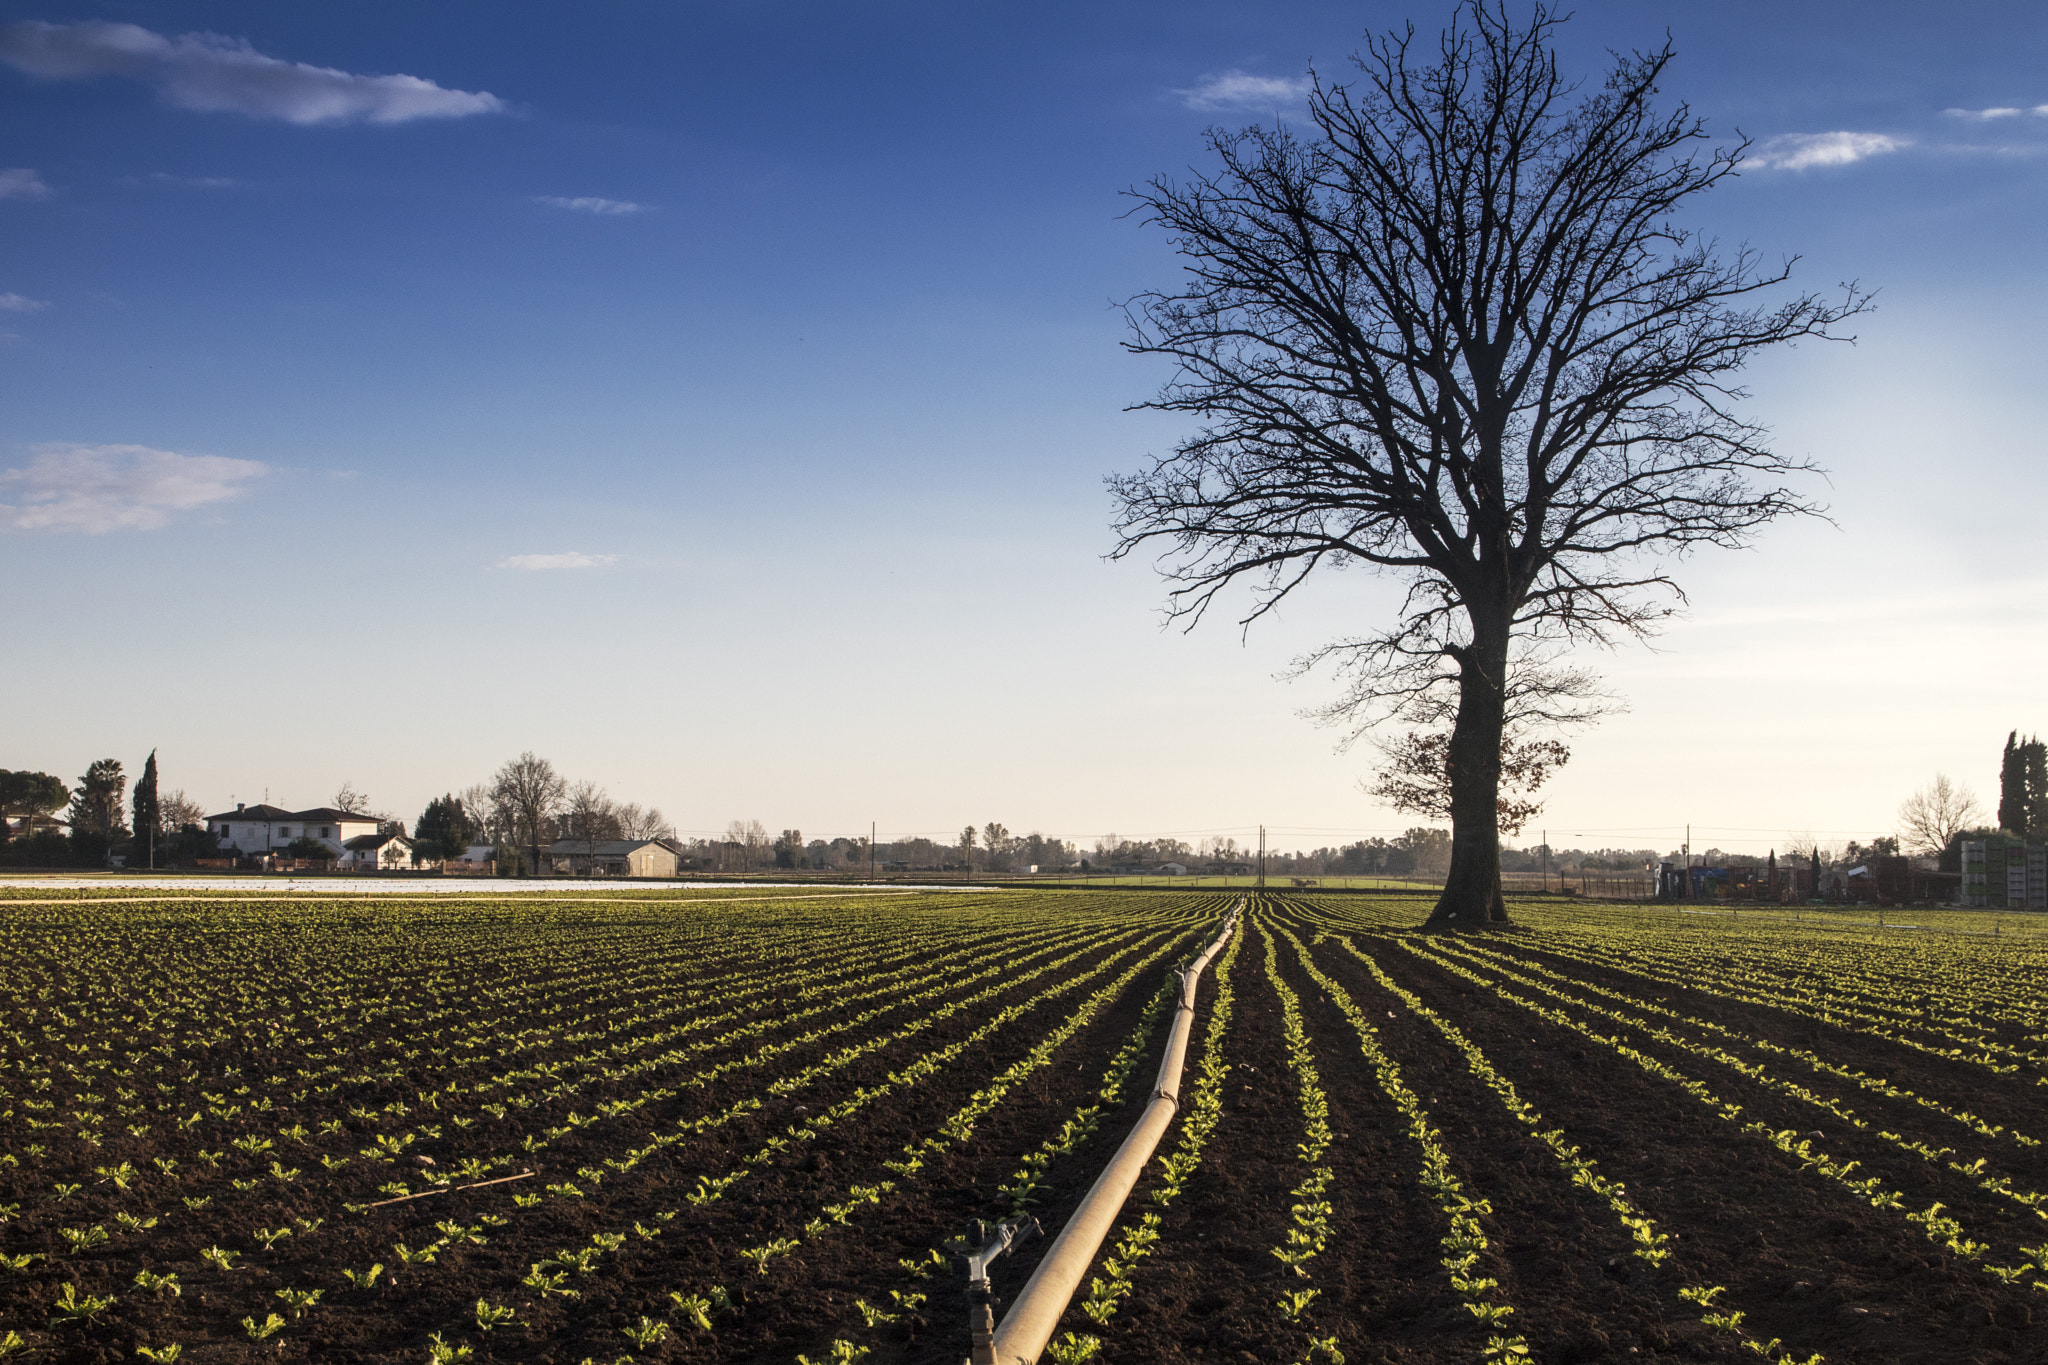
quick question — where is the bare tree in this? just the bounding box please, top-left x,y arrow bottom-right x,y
332,781 -> 371,815
158,789 -> 207,833
1898,774 -> 1985,857
614,802 -> 676,841
491,752 -> 566,877
725,818 -> 769,871
1110,3 -> 1865,926
563,781 -> 618,875
457,783 -> 498,843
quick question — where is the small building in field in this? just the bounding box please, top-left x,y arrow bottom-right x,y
339,832 -> 415,871
542,838 -> 681,877
1159,862 -> 1190,876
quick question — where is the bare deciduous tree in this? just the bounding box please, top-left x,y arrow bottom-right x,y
332,781 -> 371,815
1897,774 -> 1984,857
614,802 -> 676,841
725,818 -> 769,871
563,781 -> 619,875
1110,2 -> 1865,926
491,752 -> 566,877
158,789 -> 207,833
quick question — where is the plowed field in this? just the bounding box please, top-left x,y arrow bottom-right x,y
5,888 -> 2047,1365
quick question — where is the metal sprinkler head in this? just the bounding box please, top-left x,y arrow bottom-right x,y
946,1214 -> 1040,1365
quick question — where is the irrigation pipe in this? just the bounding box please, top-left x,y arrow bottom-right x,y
984,903 -> 1241,1365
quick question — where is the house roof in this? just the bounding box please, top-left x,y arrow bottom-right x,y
543,839 -> 673,857
206,803 -> 295,823
204,804 -> 381,824
343,832 -> 410,851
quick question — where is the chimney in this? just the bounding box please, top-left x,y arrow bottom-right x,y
236,802 -> 245,812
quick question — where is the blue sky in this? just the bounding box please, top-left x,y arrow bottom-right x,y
4,1 -> 2047,855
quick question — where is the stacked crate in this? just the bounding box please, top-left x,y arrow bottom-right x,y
1960,836 -> 2048,909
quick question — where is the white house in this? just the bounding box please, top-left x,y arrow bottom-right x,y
339,832 -> 415,870
1160,862 -> 1190,876
205,803 -> 386,857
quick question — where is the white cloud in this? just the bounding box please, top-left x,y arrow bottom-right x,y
496,551 -> 620,571
0,20 -> 504,125
0,293 -> 46,312
0,443 -> 265,532
1944,105 -> 2048,121
1750,131 -> 1905,171
537,195 -> 646,216
1178,70 -> 1311,112
0,167 -> 51,199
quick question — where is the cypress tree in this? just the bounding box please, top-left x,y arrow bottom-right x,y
2024,736 -> 2048,842
1999,731 -> 2027,835
132,750 -> 160,870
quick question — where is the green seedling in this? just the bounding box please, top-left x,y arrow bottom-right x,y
50,1282 -> 117,1325
252,1227 -> 292,1251
242,1313 -> 285,1341
621,1316 -> 668,1349
475,1299 -> 516,1331
341,1264 -> 384,1289
198,1245 -> 240,1271
135,1346 -> 183,1363
274,1287 -> 323,1318
670,1291 -> 713,1331
58,1224 -> 109,1254
425,1332 -> 473,1363
134,1269 -> 182,1297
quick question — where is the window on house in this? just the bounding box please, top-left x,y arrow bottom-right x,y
279,827 -> 291,838
320,827 -> 330,838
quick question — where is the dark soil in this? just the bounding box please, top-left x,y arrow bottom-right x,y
11,894 -> 2048,1365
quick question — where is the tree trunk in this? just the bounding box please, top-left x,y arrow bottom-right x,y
1426,614 -> 1511,929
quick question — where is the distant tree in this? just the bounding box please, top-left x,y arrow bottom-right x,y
0,769 -> 69,839
2027,740 -> 2048,841
724,818 -> 769,871
414,794 -> 481,861
284,835 -> 331,861
1110,3 -> 1863,927
773,828 -> 805,869
615,803 -> 676,841
159,788 -> 206,833
1370,731 -> 1568,836
333,780 -> 373,815
68,759 -> 128,866
1897,774 -> 1984,857
563,782 -> 619,874
132,750 -> 161,869
492,753 -> 567,877
1399,827 -> 1453,879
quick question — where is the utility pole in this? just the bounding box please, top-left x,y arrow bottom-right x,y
1542,829 -> 1549,895
870,821 -> 876,883
1256,825 -> 1266,892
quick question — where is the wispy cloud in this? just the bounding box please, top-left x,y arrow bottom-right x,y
1177,70 -> 1311,113
536,196 -> 646,216
496,551 -> 620,571
0,293 -> 46,312
0,443 -> 265,532
143,171 -> 238,188
1750,131 -> 1905,171
1944,105 -> 2048,121
0,20 -> 504,125
0,168 -> 51,199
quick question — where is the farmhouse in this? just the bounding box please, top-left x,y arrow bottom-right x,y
206,803 -> 385,857
541,838 -> 681,877
338,832 -> 415,871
